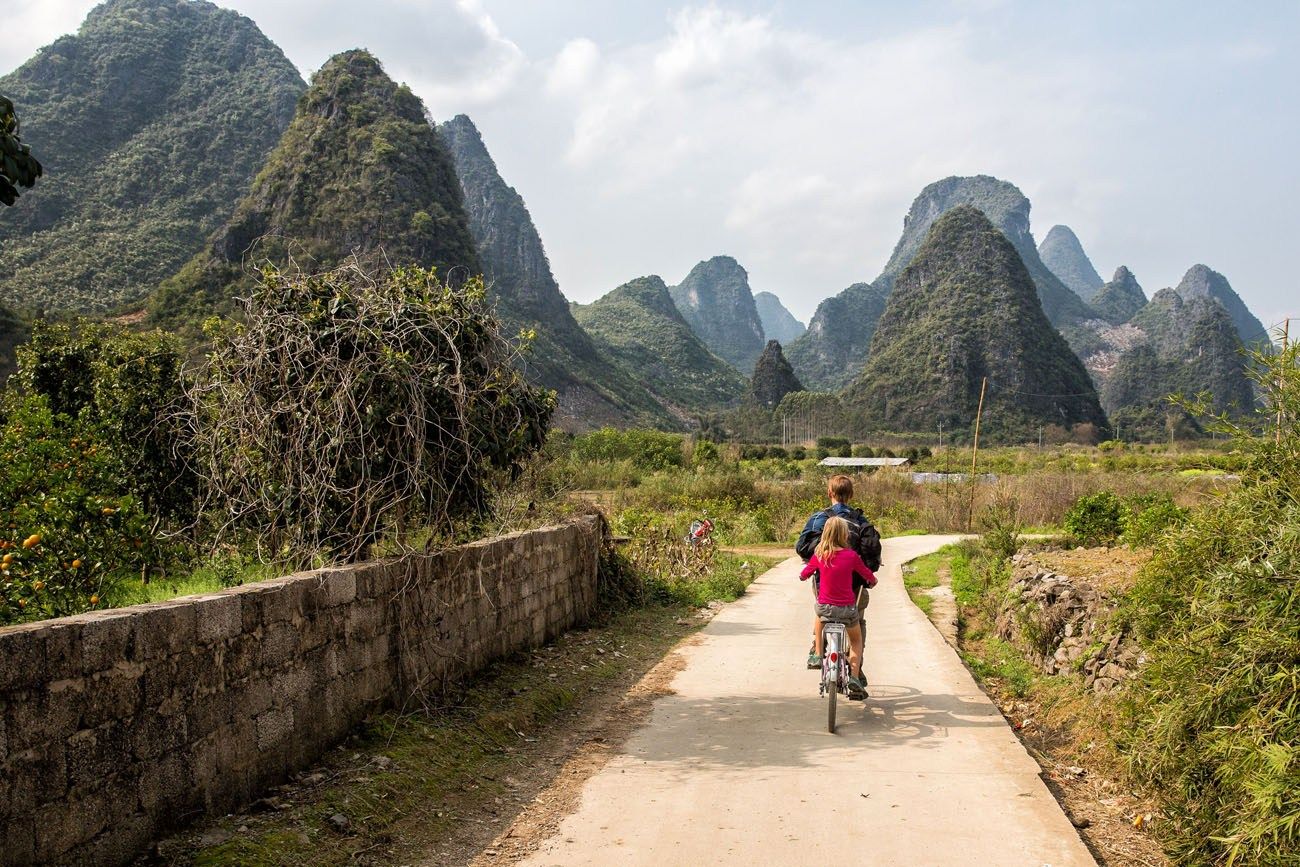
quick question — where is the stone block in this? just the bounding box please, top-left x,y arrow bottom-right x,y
258,621 -> 300,669
131,709 -> 187,761
78,813 -> 153,867
132,601 -> 197,661
0,622 -> 49,692
81,669 -> 143,730
255,706 -> 294,752
186,690 -> 233,741
318,567 -> 358,607
193,594 -> 243,645
1,816 -> 36,865
10,683 -> 82,752
66,723 -> 131,791
42,620 -> 84,682
35,782 -> 108,860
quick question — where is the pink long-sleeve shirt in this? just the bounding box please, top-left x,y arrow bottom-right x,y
800,548 -> 877,606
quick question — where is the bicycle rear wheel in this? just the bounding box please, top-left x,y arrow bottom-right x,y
827,667 -> 837,733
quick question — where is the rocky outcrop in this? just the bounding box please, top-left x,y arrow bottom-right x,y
1090,266 -> 1147,325
754,291 -> 805,345
999,554 -> 1142,693
1038,225 -> 1104,301
748,340 -> 803,408
669,256 -> 766,374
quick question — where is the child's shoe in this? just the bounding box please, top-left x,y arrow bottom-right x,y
806,653 -> 822,669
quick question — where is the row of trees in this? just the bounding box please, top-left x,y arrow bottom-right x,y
0,263 -> 553,624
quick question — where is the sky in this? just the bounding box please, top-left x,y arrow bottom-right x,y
4,0 -> 1298,333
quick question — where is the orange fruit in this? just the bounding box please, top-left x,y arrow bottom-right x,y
32,580 -> 44,591
89,594 -> 100,605
71,559 -> 82,569
101,507 -> 116,515
22,534 -> 40,549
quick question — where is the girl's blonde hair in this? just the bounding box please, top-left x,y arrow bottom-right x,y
816,515 -> 850,562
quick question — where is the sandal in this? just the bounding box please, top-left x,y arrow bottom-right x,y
846,676 -> 867,699
807,653 -> 822,669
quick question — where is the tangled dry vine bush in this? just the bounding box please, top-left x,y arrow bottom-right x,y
181,261 -> 553,566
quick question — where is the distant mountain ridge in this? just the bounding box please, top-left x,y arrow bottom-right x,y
845,206 -> 1107,438
150,49 -> 480,328
669,256 -> 766,373
437,114 -> 672,430
786,281 -> 888,391
754,292 -> 805,345
1038,225 -> 1104,300
573,276 -> 747,415
0,0 -> 305,312
1174,264 -> 1269,346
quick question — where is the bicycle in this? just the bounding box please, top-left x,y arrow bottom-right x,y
820,621 -> 850,733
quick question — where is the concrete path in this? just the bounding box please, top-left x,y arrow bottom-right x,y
517,535 -> 1096,867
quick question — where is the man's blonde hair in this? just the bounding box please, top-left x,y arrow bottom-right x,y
828,474 -> 854,503
816,515 -> 850,562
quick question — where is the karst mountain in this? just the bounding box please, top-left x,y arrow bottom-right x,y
1174,264 -> 1269,346
149,50 -> 479,328
0,0 -> 305,312
845,206 -> 1107,437
748,340 -> 803,409
437,114 -> 672,430
1038,225 -> 1104,301
668,256 -> 767,374
754,292 -> 806,345
572,276 -> 747,416
1090,266 -> 1148,325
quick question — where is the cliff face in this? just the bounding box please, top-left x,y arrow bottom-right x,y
876,175 -> 1095,328
149,50 -> 480,329
669,256 -> 766,374
438,114 -> 673,430
846,206 -> 1107,439
572,276 -> 747,415
1038,225 -> 1104,301
0,0 -> 305,312
748,340 -> 803,409
754,292 -> 805,345
785,281 -> 889,391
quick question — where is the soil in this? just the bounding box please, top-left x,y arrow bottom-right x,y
1027,547 -> 1152,594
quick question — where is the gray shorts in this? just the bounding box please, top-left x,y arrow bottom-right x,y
814,603 -> 859,625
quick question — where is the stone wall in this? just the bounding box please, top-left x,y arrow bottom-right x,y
996,553 -> 1143,693
0,517 -> 601,866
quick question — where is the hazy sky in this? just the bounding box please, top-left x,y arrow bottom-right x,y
5,0 -> 1298,332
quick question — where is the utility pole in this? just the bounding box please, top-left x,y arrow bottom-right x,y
938,421 -> 944,451
1038,425 -> 1043,448
967,376 -> 988,533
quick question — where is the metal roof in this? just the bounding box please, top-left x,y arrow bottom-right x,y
818,456 -> 911,467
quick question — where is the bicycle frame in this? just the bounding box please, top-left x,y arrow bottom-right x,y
820,622 -> 848,696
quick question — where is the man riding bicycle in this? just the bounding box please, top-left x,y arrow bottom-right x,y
795,474 -> 883,693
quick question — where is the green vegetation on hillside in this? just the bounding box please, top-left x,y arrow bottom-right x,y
669,256 -> 766,374
786,281 -> 889,391
0,0 -> 305,311
748,339 -> 802,409
845,206 -> 1107,441
1090,265 -> 1148,324
573,276 -> 747,415
150,50 -> 478,330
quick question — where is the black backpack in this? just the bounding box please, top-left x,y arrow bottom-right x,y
796,507 -> 882,571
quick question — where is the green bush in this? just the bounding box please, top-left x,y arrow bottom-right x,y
692,439 -> 720,466
852,444 -> 875,458
766,446 -> 788,459
1063,491 -> 1126,545
570,427 -> 684,470
1120,493 -> 1188,547
1122,343 -> 1300,864
0,396 -> 175,623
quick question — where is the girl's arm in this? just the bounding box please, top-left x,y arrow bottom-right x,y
800,556 -> 820,580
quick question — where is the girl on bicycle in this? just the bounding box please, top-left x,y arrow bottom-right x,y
800,515 -> 875,697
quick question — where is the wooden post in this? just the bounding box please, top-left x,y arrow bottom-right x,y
1280,318 -> 1291,446
967,377 -> 987,533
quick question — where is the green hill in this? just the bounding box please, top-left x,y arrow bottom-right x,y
669,256 -> 766,374
0,0 -> 304,312
437,114 -> 671,430
785,281 -> 888,391
845,206 -> 1107,439
1174,264 -> 1269,346
572,276 -> 747,416
149,49 -> 479,328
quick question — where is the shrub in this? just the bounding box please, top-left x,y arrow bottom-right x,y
852,444 -> 875,458
816,436 -> 849,450
0,396 -> 174,623
1121,493 -> 1188,547
1122,343 -> 1300,864
692,439 -> 721,466
570,427 -> 684,470
766,445 -> 788,459
183,263 -> 553,565
789,446 -> 806,460
1063,491 -> 1126,546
